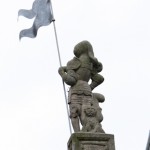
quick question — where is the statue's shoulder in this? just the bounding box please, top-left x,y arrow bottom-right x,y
67,57 -> 81,70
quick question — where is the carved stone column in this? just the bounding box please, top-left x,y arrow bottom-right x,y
68,133 -> 115,150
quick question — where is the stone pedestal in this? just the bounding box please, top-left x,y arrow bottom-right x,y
68,133 -> 115,150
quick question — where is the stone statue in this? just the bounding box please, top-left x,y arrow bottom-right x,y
58,41 -> 104,133
81,93 -> 105,133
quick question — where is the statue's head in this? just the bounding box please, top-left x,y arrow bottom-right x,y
84,106 -> 97,117
73,41 -> 98,65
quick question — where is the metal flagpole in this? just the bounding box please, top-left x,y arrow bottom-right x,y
49,0 -> 72,135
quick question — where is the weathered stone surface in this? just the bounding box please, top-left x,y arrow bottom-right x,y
68,133 -> 115,150
58,41 -> 105,133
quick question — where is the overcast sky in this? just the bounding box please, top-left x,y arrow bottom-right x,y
0,0 -> 150,150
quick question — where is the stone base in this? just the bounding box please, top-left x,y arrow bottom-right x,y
68,133 -> 115,150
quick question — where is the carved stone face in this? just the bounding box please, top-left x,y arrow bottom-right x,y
84,107 -> 97,117
73,41 -> 99,66
73,41 -> 93,58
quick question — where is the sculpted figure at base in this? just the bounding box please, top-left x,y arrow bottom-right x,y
81,93 -> 105,133
58,41 -> 104,133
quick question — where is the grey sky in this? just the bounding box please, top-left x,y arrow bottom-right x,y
0,0 -> 150,149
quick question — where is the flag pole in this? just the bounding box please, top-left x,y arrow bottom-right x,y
49,0 -> 72,135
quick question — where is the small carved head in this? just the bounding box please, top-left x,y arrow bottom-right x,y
73,41 -> 93,57
74,41 -> 98,63
84,106 -> 97,117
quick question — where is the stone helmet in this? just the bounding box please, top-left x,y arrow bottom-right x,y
73,40 -> 99,65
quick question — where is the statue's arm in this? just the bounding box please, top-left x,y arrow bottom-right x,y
90,74 -> 104,90
58,66 -> 77,86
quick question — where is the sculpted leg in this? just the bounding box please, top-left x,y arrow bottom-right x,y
69,104 -> 81,132
71,117 -> 80,132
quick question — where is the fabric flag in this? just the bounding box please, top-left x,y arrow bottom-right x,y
18,0 -> 53,39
